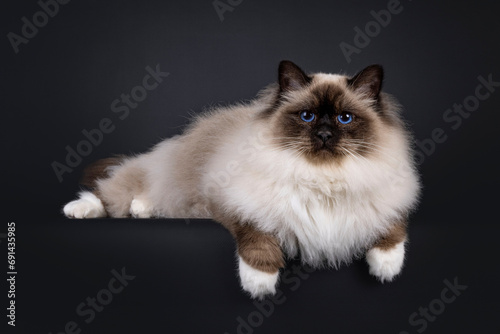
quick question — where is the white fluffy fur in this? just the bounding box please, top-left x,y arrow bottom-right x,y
130,198 -> 153,218
238,256 -> 279,299
366,240 -> 406,282
63,191 -> 106,218
205,125 -> 418,267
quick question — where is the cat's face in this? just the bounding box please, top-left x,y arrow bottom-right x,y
269,61 -> 396,165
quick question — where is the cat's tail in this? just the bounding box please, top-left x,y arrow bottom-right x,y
80,156 -> 125,190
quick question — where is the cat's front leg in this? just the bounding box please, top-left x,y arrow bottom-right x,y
232,223 -> 284,299
366,220 -> 407,283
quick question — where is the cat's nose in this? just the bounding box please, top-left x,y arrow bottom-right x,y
317,130 -> 332,143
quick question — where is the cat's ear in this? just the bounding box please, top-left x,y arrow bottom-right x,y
278,60 -> 311,93
347,65 -> 384,100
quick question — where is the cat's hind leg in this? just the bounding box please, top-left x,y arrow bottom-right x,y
63,156 -> 151,218
94,158 -> 150,218
129,197 -> 154,218
63,191 -> 106,218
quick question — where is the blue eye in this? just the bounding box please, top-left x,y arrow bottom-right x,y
337,112 -> 353,124
300,111 -> 315,122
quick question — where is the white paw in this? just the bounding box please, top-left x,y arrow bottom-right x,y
238,256 -> 279,299
129,199 -> 152,218
63,191 -> 106,219
366,240 -> 406,283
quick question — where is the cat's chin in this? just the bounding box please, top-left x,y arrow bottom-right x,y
304,147 -> 343,164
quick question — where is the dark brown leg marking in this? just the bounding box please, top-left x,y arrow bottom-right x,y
233,223 -> 284,274
234,224 -> 285,273
372,219 -> 408,250
211,208 -> 285,273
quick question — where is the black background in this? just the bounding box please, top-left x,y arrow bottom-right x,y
2,0 -> 500,333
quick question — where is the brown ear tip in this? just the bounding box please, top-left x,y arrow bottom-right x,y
279,60 -> 295,69
366,64 -> 384,73
360,64 -> 384,84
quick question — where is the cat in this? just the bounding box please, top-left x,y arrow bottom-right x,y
63,60 -> 420,299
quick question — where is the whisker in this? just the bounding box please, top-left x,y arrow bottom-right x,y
343,140 -> 402,163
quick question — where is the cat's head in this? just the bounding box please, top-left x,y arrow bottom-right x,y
267,60 -> 403,165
